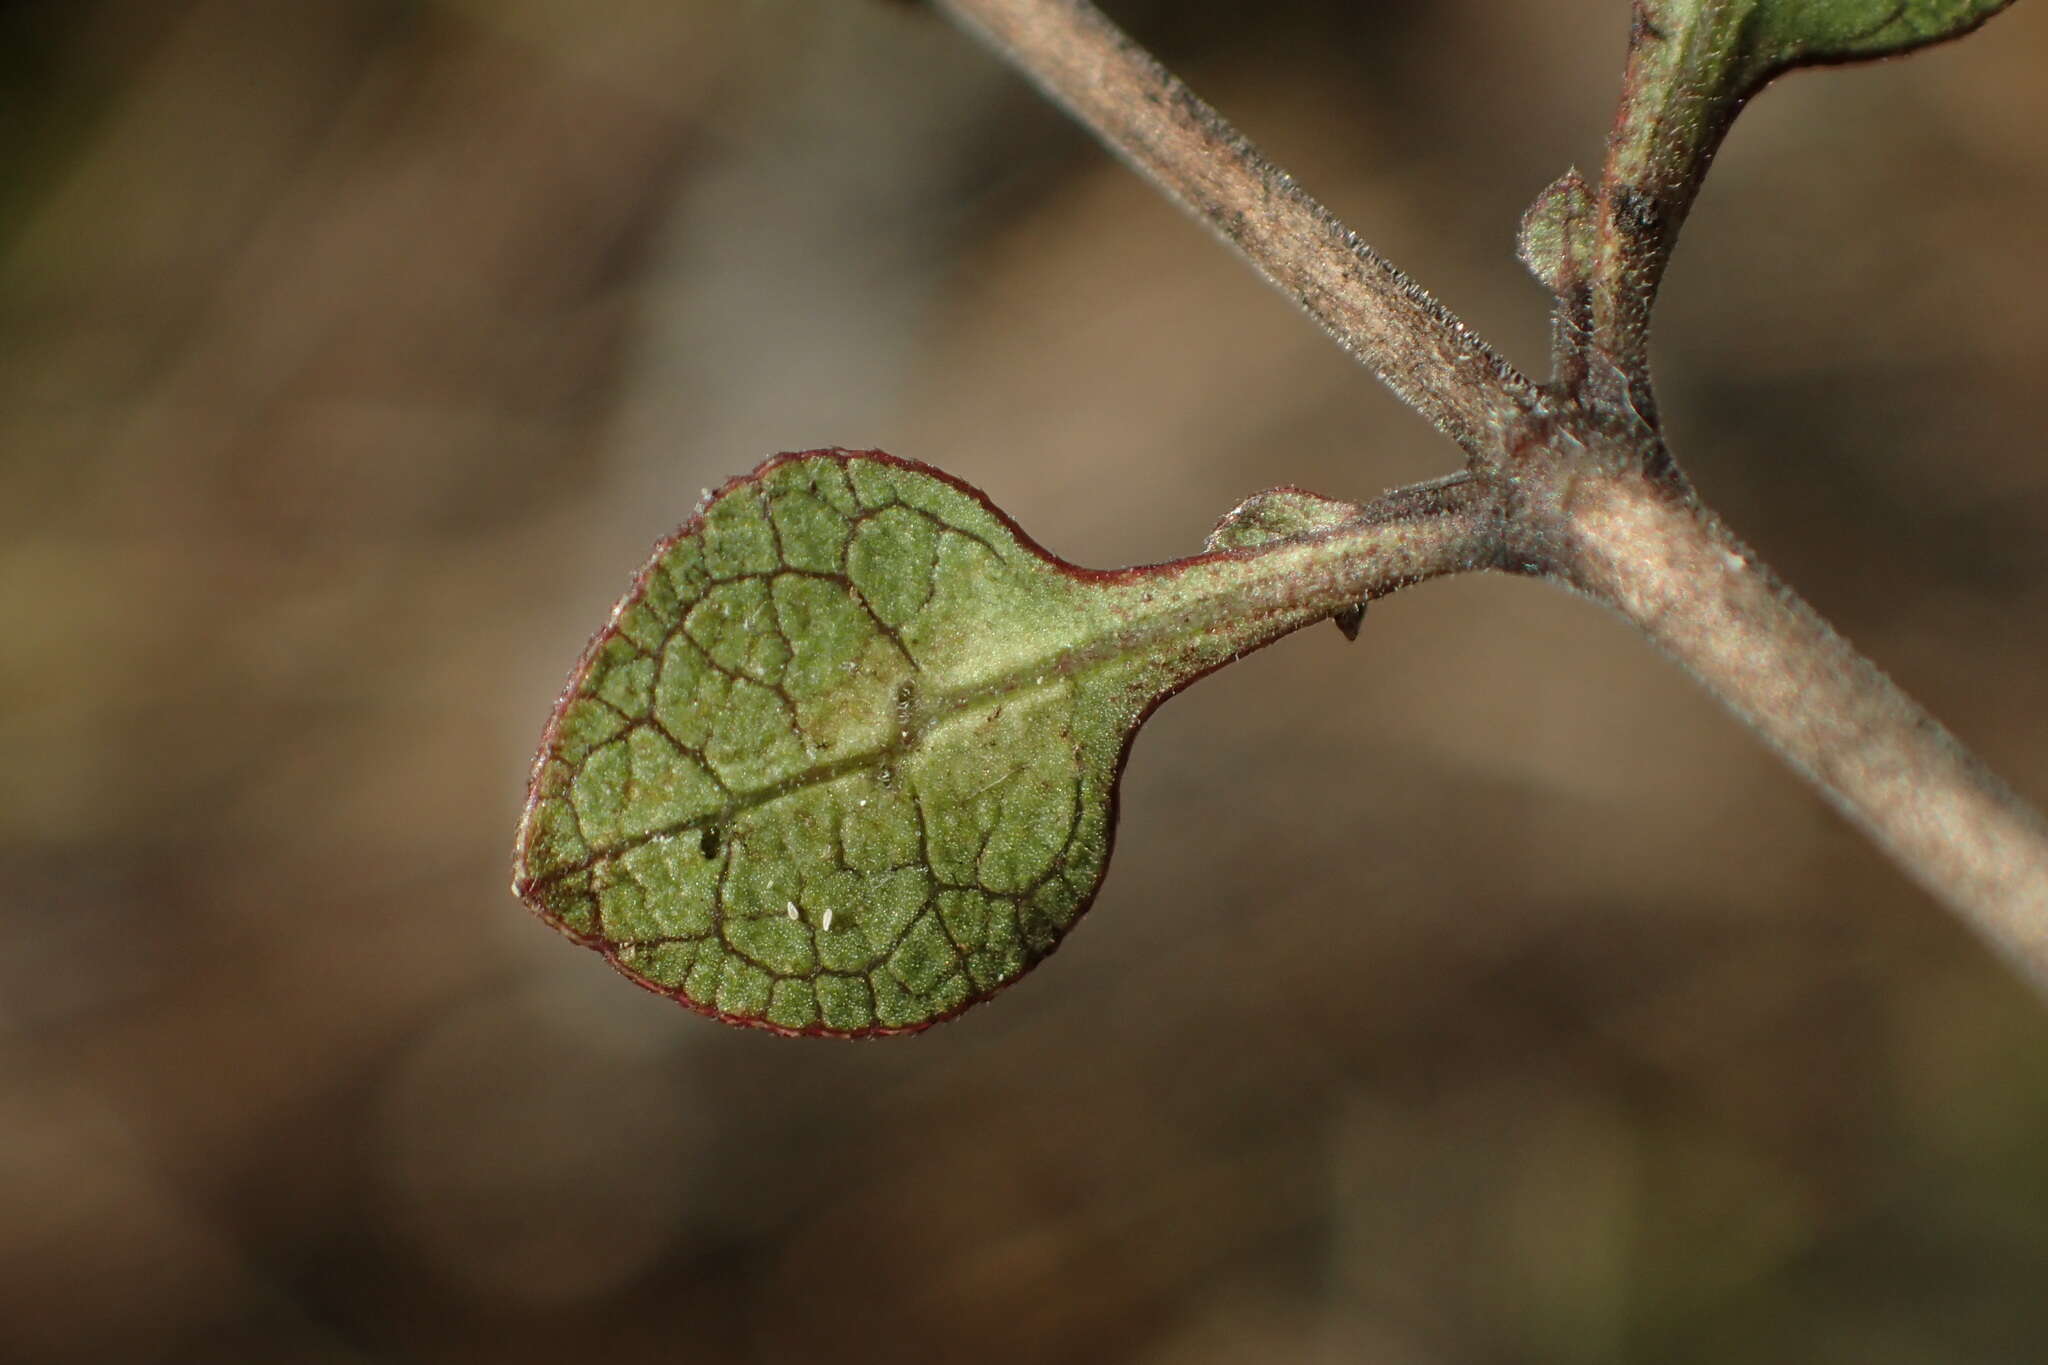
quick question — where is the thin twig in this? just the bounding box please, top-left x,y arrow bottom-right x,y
933,0 -> 1537,460
1561,477 -> 2048,988
932,0 -> 2048,988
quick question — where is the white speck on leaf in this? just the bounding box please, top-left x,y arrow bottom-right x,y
822,908 -> 834,932
786,900 -> 799,921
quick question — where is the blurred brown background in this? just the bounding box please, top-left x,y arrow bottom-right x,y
5,1 -> 2048,1361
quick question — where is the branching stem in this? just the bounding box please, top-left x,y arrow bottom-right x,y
933,0 -> 2048,991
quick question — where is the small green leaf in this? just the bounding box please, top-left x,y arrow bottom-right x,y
1206,487 -> 1370,639
1631,0 -> 2012,96
513,449 -> 1354,1036
1204,486 -> 1362,552
1517,168 -> 1596,300
1736,0 -> 2012,78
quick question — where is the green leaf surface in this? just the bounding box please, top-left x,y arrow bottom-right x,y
1206,486 -> 1370,639
1205,486 -> 1364,553
513,449 -> 1353,1036
1517,168 -> 1595,300
1630,0 -> 2011,99
1734,0 -> 2012,77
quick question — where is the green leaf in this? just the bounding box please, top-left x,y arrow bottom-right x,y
1517,168 -> 1596,300
1205,486 -> 1370,639
513,449 -> 1355,1036
1629,0 -> 2012,99
1734,0 -> 2013,78
1205,486 -> 1364,552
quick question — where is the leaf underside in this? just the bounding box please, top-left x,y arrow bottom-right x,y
1742,0 -> 2013,78
513,449 -> 1333,1036
1640,0 -> 2014,98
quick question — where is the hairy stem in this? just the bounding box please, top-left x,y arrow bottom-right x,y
1589,5 -> 1743,393
934,0 -> 2048,987
932,0 -> 1537,460
1559,476 -> 2048,986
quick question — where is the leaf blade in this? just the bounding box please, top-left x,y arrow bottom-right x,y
1740,0 -> 2014,77
513,449 -> 1339,1036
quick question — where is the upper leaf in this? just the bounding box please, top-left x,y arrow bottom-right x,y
1733,0 -> 2013,80
1588,0 -> 2013,376
513,450 -> 1351,1036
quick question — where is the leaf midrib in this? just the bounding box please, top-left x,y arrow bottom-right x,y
543,546 -> 1329,877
